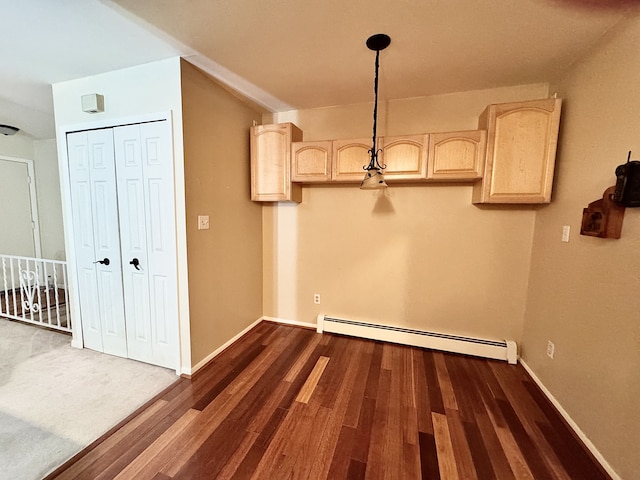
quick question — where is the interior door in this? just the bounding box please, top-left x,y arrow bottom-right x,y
114,121 -> 178,369
0,159 -> 36,257
67,129 -> 127,357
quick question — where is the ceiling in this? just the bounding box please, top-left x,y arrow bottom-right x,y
1,0 -> 635,139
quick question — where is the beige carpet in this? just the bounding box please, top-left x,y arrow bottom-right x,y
0,319 -> 178,480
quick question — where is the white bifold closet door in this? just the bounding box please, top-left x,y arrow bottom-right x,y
114,122 -> 177,368
67,128 -> 128,358
66,121 -> 178,369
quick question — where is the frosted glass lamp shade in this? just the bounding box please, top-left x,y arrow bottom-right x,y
360,169 -> 388,189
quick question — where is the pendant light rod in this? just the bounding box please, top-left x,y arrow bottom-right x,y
364,33 -> 391,173
369,48 -> 381,168
360,34 -> 391,189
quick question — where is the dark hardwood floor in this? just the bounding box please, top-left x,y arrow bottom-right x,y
46,321 -> 610,479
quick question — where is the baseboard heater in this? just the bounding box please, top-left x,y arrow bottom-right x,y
316,315 -> 517,364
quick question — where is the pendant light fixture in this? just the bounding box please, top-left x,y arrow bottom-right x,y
360,33 -> 391,190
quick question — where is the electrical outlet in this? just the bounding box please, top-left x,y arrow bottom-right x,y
313,293 -> 321,304
561,225 -> 570,242
197,215 -> 210,230
547,340 -> 555,359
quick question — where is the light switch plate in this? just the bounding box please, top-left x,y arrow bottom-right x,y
198,215 -> 210,230
561,225 -> 570,242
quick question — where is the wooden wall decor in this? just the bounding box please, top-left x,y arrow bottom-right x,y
580,186 -> 626,239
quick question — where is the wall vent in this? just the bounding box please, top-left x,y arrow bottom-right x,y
316,315 -> 517,364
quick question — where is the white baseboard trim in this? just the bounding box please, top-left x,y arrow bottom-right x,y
261,316 -> 316,329
520,360 -> 620,480
185,317 -> 263,376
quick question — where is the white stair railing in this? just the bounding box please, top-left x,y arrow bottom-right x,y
0,254 -> 71,333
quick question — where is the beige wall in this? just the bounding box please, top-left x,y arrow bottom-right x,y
0,132 -> 34,159
33,139 -> 65,260
181,60 -> 263,366
522,14 -> 640,480
264,83 -> 548,342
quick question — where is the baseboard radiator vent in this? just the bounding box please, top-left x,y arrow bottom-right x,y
316,315 -> 517,364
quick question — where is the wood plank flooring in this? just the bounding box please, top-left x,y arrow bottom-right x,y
45,322 -> 611,479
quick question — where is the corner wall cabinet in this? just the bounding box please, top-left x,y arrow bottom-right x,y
250,98 -> 562,204
251,123 -> 302,202
472,98 -> 562,204
66,121 -> 178,369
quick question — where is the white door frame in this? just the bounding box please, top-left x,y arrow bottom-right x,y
0,155 -> 42,259
56,111 -> 187,374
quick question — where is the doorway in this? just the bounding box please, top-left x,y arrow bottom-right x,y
0,156 -> 41,258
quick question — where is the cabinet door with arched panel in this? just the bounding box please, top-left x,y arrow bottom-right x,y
251,123 -> 302,201
428,130 -> 486,181
332,138 -> 371,182
473,98 -> 562,204
380,135 -> 429,181
291,141 -> 332,183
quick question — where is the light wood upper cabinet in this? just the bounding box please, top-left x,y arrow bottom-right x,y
251,123 -> 302,202
473,98 -> 562,204
291,141 -> 332,182
428,130 -> 486,181
250,98 -> 561,202
331,135 -> 428,182
381,135 -> 428,181
332,138 -> 371,182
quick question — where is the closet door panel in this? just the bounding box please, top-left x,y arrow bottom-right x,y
79,267 -> 100,335
114,125 -> 153,364
68,150 -> 102,351
141,121 -> 178,369
115,121 -> 177,369
67,130 -> 127,357
98,269 -> 123,336
130,269 -> 149,340
152,275 -> 169,345
148,178 -> 171,349
67,134 -> 102,351
123,177 -> 151,353
87,130 -> 128,357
